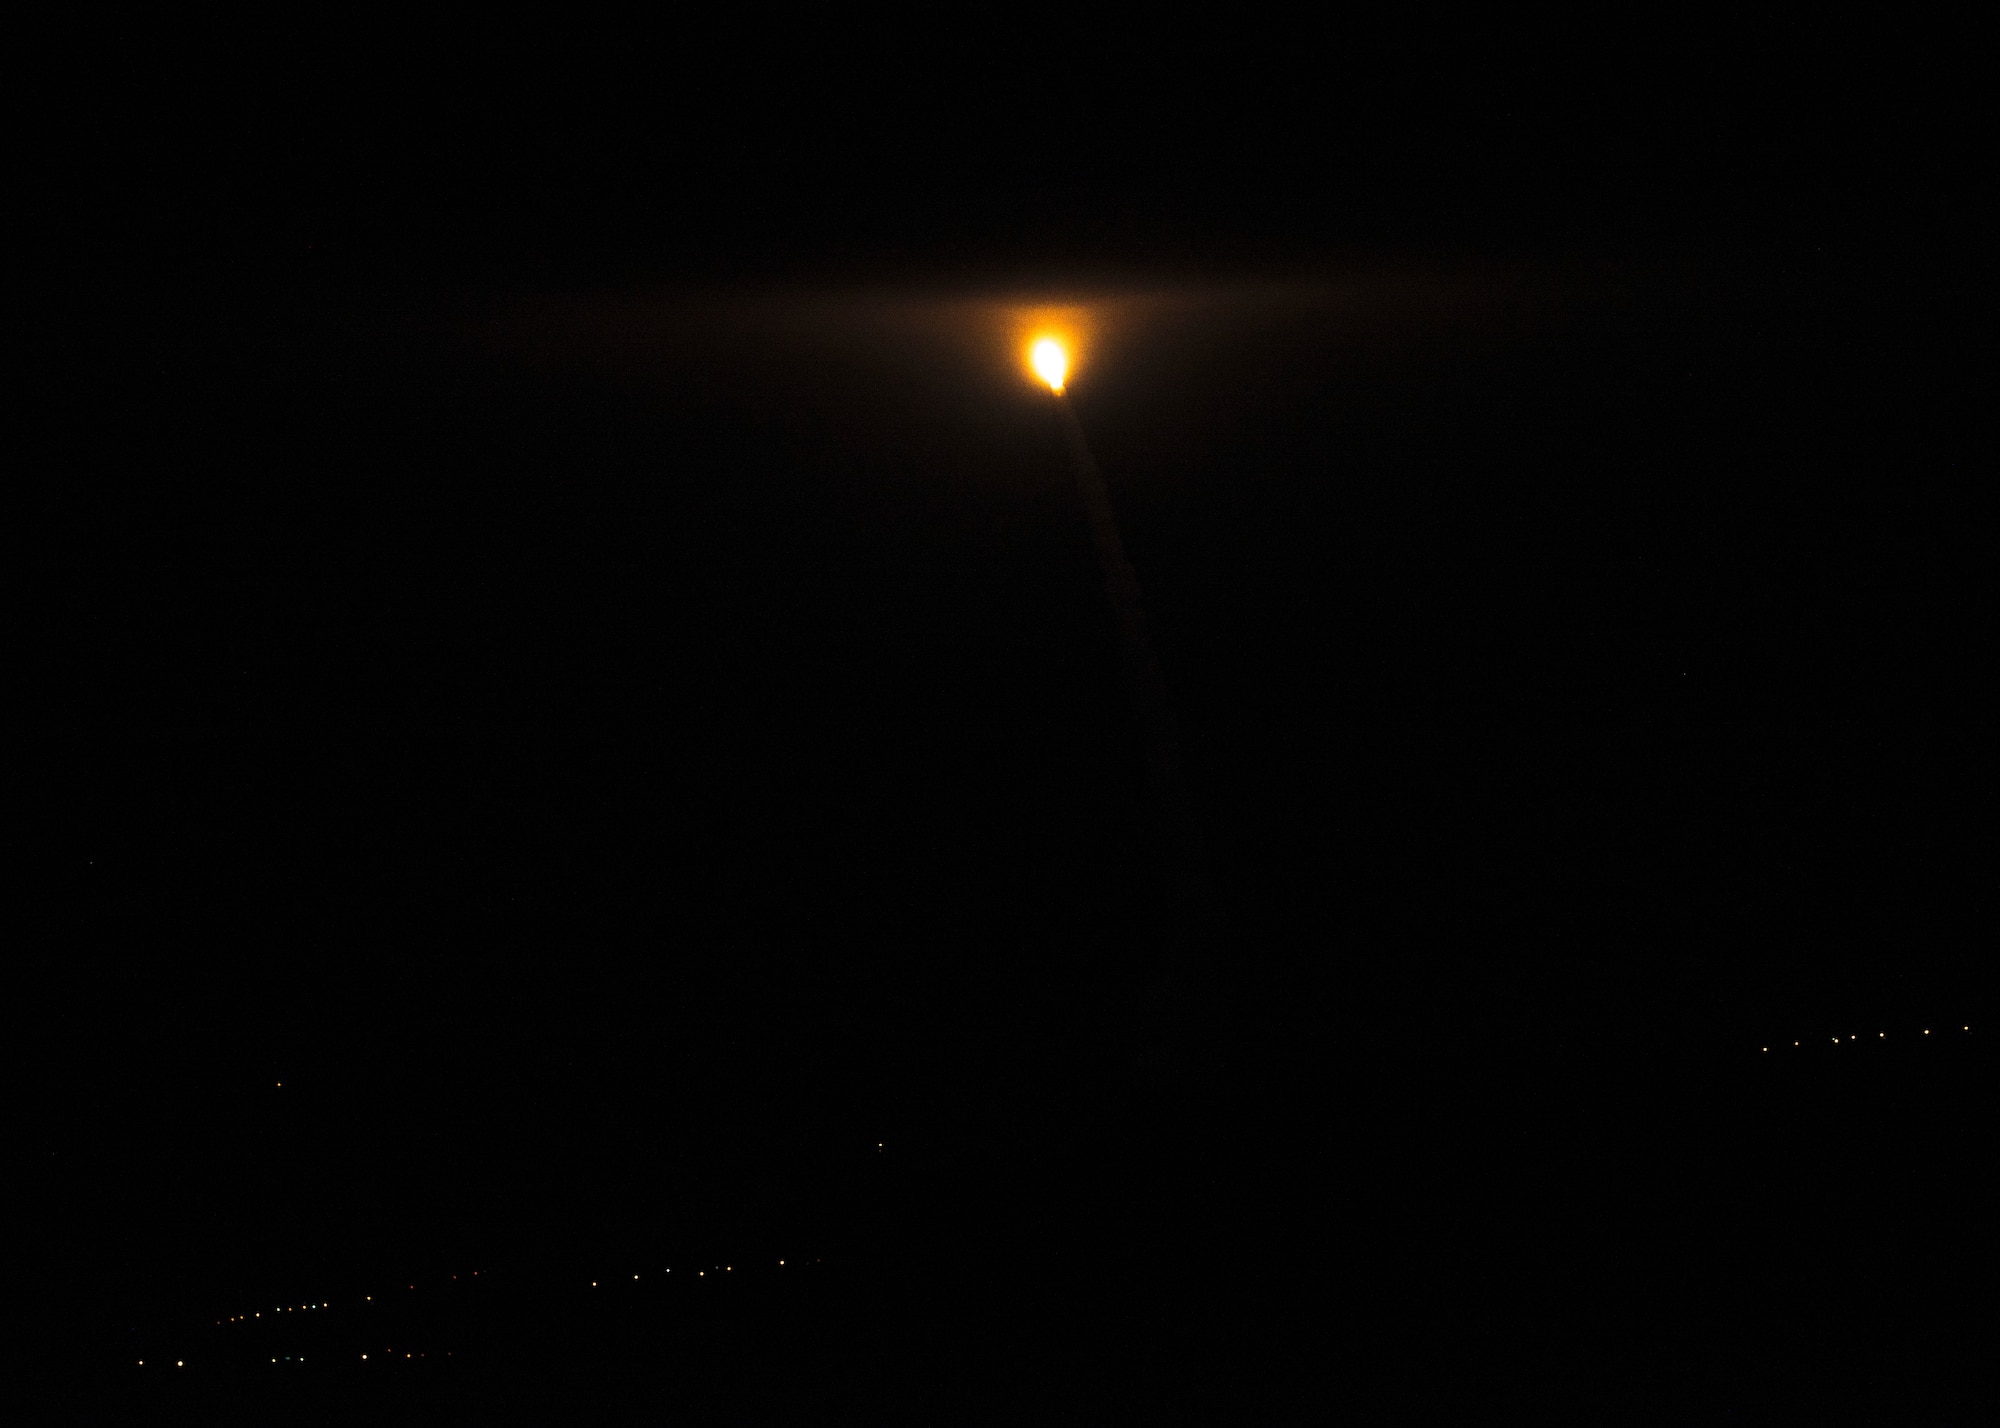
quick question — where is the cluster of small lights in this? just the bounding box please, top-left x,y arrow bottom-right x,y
596,1260 -> 800,1284
183,1258 -> 823,1367
213,1259 -> 814,1331
1761,1026 -> 1971,1052
214,1272 -> 479,1327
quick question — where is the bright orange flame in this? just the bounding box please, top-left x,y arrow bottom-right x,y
1030,338 -> 1067,392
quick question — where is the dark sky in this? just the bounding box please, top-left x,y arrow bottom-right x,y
21,14 -> 1987,1418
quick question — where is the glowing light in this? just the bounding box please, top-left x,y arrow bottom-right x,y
1030,339 -> 1067,392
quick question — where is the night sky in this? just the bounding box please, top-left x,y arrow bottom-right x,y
22,13 -> 1988,1424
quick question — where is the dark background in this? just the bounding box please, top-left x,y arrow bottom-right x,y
20,10 -> 1989,1424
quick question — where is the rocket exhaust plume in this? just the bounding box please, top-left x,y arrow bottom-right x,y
1031,338 -> 1068,393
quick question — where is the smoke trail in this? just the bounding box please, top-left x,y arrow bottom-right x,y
1056,390 -> 1224,1104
